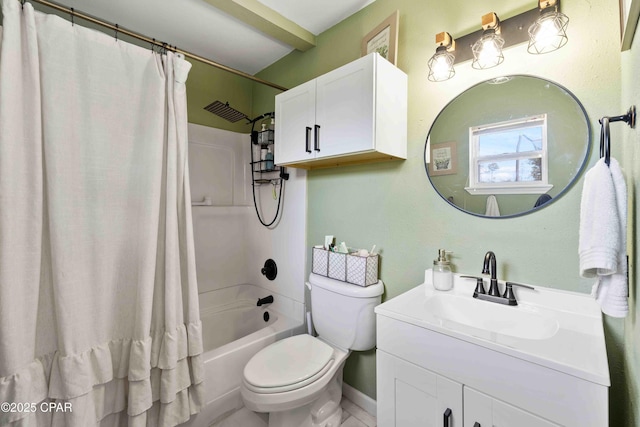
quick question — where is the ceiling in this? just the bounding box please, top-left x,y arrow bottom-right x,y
53,0 -> 376,75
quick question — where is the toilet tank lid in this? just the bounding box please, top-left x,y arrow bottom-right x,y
308,273 -> 384,298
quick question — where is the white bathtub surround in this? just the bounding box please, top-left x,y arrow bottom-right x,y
188,125 -> 253,295
0,2 -> 202,426
187,123 -> 307,424
188,124 -> 307,306
245,165 -> 307,303
198,285 -> 305,331
188,125 -> 253,209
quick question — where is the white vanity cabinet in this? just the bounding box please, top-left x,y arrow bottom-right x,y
375,277 -> 610,427
377,350 -> 463,427
274,52 -> 407,169
463,387 -> 559,427
378,347 -> 560,427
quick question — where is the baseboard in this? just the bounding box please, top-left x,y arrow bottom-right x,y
342,383 -> 377,418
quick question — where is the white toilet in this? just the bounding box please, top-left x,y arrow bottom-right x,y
241,273 -> 384,427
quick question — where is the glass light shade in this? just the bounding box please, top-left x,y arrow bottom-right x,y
428,47 -> 455,82
472,30 -> 505,70
527,11 -> 569,54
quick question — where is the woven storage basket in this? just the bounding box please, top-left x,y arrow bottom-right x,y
328,251 -> 347,281
346,253 -> 379,286
311,247 -> 379,286
312,247 -> 329,276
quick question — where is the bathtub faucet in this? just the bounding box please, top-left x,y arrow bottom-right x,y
257,295 -> 274,306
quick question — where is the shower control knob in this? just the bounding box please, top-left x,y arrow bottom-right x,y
261,259 -> 277,281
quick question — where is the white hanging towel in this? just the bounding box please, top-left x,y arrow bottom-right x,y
579,157 -> 628,317
485,195 -> 501,216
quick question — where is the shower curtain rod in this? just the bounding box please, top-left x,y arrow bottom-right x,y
22,0 -> 289,92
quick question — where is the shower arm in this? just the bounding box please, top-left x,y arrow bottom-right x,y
249,112 -> 275,125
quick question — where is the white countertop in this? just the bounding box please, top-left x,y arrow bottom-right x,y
375,270 -> 610,386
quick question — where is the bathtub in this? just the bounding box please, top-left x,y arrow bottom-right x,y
183,284 -> 305,426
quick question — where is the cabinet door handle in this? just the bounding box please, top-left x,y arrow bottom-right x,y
473,423 -> 481,427
443,408 -> 452,427
314,124 -> 321,152
305,127 -> 312,153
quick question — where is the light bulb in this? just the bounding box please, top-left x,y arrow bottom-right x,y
432,56 -> 452,80
428,48 -> 455,82
479,39 -> 500,66
528,10 -> 569,54
472,31 -> 504,69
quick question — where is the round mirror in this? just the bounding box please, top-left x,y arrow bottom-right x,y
425,75 -> 591,218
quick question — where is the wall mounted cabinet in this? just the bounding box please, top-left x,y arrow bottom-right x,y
275,52 -> 407,169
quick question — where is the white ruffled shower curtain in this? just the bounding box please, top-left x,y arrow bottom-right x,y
0,1 -> 203,425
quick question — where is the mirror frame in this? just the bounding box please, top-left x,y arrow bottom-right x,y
424,74 -> 592,219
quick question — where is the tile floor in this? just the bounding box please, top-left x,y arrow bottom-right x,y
212,395 -> 376,427
339,396 -> 376,427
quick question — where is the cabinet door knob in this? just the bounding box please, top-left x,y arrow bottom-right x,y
314,124 -> 321,152
305,127 -> 312,153
443,408 -> 452,427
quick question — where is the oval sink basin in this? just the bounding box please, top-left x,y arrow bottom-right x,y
424,292 -> 559,340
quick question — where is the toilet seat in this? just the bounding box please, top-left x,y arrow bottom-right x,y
243,335 -> 335,394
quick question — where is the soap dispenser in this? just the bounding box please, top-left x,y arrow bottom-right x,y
259,123 -> 268,146
432,249 -> 453,291
265,145 -> 274,171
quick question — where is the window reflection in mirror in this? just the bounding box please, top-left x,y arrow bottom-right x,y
467,114 -> 552,194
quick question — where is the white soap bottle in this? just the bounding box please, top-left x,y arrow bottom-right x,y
432,249 -> 453,291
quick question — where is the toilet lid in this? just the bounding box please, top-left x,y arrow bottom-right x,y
244,335 -> 334,388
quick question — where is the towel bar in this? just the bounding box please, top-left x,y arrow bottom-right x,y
598,105 -> 636,128
598,105 -> 636,166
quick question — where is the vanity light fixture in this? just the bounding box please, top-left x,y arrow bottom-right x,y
472,13 -> 505,70
527,0 -> 569,54
427,2 -> 570,82
427,32 -> 456,82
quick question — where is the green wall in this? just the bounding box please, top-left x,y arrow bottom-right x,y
186,60 -> 255,133
254,0 -> 637,425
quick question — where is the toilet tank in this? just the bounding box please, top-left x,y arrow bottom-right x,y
309,274 -> 384,351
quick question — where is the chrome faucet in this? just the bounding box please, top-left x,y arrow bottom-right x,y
461,251 -> 534,306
